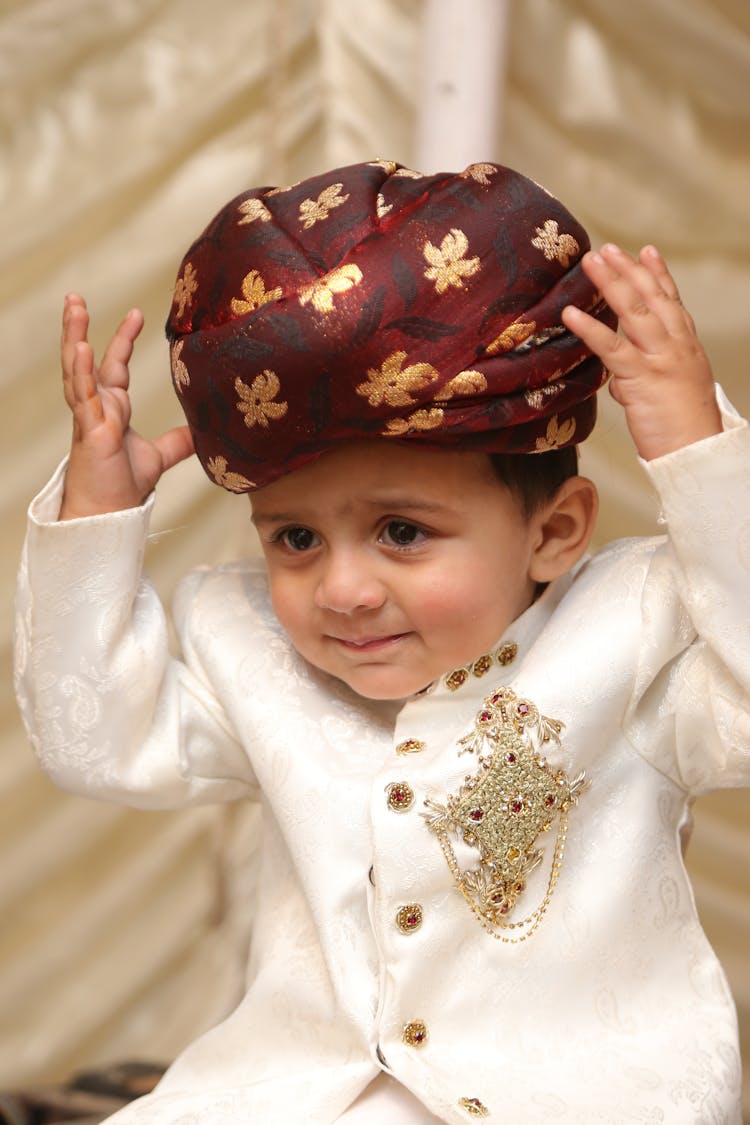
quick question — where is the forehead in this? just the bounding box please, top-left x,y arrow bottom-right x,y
249,440 -> 516,523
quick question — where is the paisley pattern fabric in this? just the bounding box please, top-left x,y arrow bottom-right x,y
13,398 -> 750,1123
166,161 -> 616,491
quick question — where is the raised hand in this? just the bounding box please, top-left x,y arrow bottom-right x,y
59,294 -> 194,519
562,244 -> 721,460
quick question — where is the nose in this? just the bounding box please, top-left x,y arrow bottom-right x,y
314,548 -> 386,614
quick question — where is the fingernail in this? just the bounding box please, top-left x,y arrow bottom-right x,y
644,244 -> 660,258
589,251 -> 604,265
601,242 -> 621,254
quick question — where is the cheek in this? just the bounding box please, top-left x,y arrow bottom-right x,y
414,574 -> 487,629
267,575 -> 305,637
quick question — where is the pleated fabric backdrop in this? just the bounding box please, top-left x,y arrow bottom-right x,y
1,0 -> 749,1114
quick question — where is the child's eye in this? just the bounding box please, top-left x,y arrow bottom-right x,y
278,526 -> 319,552
380,520 -> 426,548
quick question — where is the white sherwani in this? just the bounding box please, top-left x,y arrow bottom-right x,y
13,403 -> 750,1124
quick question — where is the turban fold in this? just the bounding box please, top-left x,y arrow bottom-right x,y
166,160 -> 615,492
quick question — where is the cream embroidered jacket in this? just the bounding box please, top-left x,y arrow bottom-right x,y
13,403 -> 750,1125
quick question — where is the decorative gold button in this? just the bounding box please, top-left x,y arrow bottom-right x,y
471,654 -> 492,677
459,1096 -> 490,1117
396,738 -> 425,756
386,782 -> 415,812
445,668 -> 469,691
402,1020 -> 428,1047
496,641 -> 518,666
395,903 -> 423,933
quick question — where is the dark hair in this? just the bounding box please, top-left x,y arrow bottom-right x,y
489,447 -> 579,516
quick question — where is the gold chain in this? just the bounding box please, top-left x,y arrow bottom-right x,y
432,812 -> 569,944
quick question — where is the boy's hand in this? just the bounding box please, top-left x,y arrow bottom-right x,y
561,244 -> 721,460
59,294 -> 194,520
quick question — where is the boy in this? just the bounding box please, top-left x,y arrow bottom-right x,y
14,161 -> 750,1123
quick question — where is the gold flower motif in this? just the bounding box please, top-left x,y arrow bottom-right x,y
235,371 -> 288,429
531,220 -> 580,268
206,455 -> 255,493
462,163 -> 497,185
356,350 -> 439,408
231,270 -> 283,316
298,183 -> 350,229
376,192 -> 393,219
170,340 -> 190,392
173,262 -> 198,317
486,319 -> 537,355
298,264 -> 363,313
435,370 -> 487,400
368,159 -> 398,173
535,414 -> 576,451
423,229 -> 481,294
385,408 -> 445,436
525,382 -> 564,410
392,167 -> 422,179
266,180 -> 300,196
237,198 -> 272,225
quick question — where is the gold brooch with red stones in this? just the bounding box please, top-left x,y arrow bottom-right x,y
423,686 -> 587,942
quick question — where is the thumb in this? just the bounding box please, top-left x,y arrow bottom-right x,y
155,425 -> 195,473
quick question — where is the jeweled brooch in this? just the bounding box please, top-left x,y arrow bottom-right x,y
423,686 -> 587,942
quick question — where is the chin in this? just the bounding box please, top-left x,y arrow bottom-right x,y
334,667 -> 426,702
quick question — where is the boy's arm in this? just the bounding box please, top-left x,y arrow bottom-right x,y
59,294 -> 193,518
561,243 -> 721,460
564,246 -> 750,794
14,299 -> 256,807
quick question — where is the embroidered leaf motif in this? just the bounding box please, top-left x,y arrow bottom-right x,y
367,159 -> 398,173
531,219 -> 580,268
435,370 -> 487,400
173,262 -> 198,317
386,316 -> 461,341
237,198 -> 272,225
376,192 -> 393,219
351,286 -> 386,347
486,319 -> 537,355
356,350 -> 439,408
462,163 -> 498,185
231,271 -> 283,316
206,456 -> 255,493
170,340 -> 190,392
535,414 -> 576,450
298,264 -> 363,313
384,408 -> 445,436
298,183 -> 350,229
525,380 -> 564,410
423,228 -> 481,294
234,371 -> 288,429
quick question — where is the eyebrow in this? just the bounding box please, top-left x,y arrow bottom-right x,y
251,496 -> 455,526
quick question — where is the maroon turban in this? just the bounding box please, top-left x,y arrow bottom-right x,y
166,160 -> 615,492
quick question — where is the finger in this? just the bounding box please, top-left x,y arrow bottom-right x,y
61,295 -> 91,407
579,250 -> 670,355
69,342 -> 106,435
98,308 -> 145,389
153,425 -> 195,473
638,245 -> 681,301
562,304 -> 632,368
597,244 -> 688,341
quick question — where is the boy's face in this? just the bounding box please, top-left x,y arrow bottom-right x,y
251,441 -> 541,700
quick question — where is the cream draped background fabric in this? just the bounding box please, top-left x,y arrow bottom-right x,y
1,0 -> 749,1113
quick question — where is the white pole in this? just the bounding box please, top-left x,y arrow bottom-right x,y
416,0 -> 510,174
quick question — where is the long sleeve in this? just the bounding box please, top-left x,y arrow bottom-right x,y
625,394 -> 750,795
13,462 -> 258,808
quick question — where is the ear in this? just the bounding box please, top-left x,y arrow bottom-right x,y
528,476 -> 599,584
